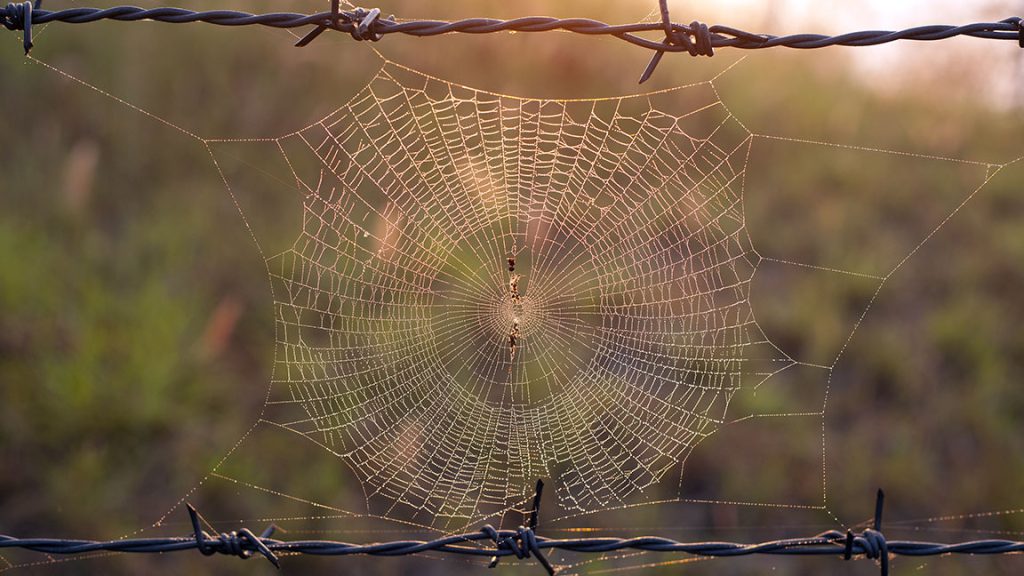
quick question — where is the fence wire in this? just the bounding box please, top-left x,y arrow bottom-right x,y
2,0 -> 1023,82
2,488 -> 1023,575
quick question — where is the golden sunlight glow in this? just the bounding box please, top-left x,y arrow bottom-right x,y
649,0 -> 1023,108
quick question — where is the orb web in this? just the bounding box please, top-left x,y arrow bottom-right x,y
268,63 -> 784,525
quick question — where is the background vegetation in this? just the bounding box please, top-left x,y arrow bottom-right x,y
2,1 -> 1024,574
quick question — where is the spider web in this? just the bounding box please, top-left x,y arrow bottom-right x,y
4,19 -> 1024,574
257,61 -> 788,527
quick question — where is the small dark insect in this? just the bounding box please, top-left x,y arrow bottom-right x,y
509,274 -> 521,304
508,257 -> 515,272
508,320 -> 521,373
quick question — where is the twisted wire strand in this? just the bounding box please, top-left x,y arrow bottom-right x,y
5,490 -> 1016,575
4,526 -> 1024,572
3,3 -> 1023,80
17,6 -> 1024,48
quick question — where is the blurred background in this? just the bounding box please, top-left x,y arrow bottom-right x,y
2,1 -> 1024,574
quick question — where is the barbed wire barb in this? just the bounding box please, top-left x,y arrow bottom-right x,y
293,0 -> 339,47
186,503 -> 280,568
486,479 -> 553,575
1,1 -> 41,54
639,0 -> 715,84
2,2 -> 1023,83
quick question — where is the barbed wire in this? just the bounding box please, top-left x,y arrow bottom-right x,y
3,0 -> 1023,82
3,487 -> 1024,575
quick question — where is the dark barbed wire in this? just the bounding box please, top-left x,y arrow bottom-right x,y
3,489 -> 1024,575
3,1 -> 1023,82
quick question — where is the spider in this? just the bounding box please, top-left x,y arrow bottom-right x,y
508,319 -> 521,371
509,274 -> 521,304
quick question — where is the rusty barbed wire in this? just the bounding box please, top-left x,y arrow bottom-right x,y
2,488 -> 1024,575
2,1 -> 1023,82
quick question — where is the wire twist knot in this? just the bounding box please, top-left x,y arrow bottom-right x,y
859,529 -> 888,563
482,480 -> 554,575
186,504 -> 280,568
295,2 -> 392,47
2,0 -> 39,54
668,21 -> 714,57
481,525 -> 554,575
842,489 -> 890,576
347,7 -> 383,41
1010,16 -> 1024,47
639,0 -> 714,84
